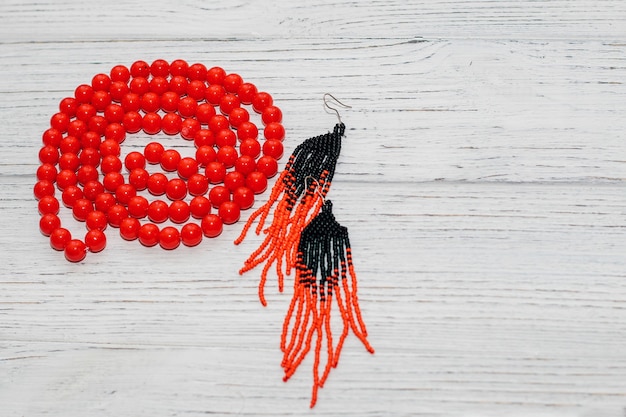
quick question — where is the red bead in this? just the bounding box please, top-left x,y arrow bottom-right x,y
130,60 -> 150,77
92,73 -> 111,91
107,204 -> 129,227
246,171 -> 268,194
209,185 -> 230,208
86,210 -> 108,231
141,91 -> 161,113
65,239 -> 87,262
37,164 -> 58,182
219,93 -> 240,115
166,178 -> 187,200
234,155 -> 257,176
124,152 -> 146,171
187,80 -> 206,101
115,183 -> 137,205
148,200 -> 169,223
56,169 -> 78,190
169,59 -> 189,77
252,92 -> 273,113
119,217 -> 141,240
160,149 -> 181,172
130,77 -> 150,95
61,185 -> 84,207
39,213 -> 61,236
94,192 -> 116,213
161,113 -> 182,135
218,201 -> 240,225
223,73 -> 243,93
159,226 -> 180,250
42,128 -> 63,147
142,112 -> 161,134
122,111 -> 142,134
50,112 -> 70,132
150,59 -> 170,77
103,172 -> 124,192
100,154 -> 123,174
85,229 -> 106,252
181,118 -> 201,140
129,168 -> 149,190
187,63 -> 208,81
81,132 -> 101,149
121,92 -> 141,112
181,223 -> 203,247
127,195 -> 149,218
256,155 -> 278,178
91,90 -> 111,111
74,84 -> 94,104
144,142 -> 165,164
187,173 -> 209,196
239,138 -> 261,158
177,157 -> 199,179
100,139 -> 121,156
217,145 -> 238,168
195,145 -> 217,166
72,198 -> 94,221
178,96 -> 197,118
215,129 -> 237,147
229,107 -> 249,127
205,84 -> 225,106
110,81 -> 130,102
77,165 -> 99,185
67,119 -> 87,138
88,118 -> 109,136
59,136 -> 81,155
50,228 -> 71,250
169,75 -> 188,95
224,171 -> 245,191
38,195 -> 60,215
59,97 -> 78,117
34,180 -> 55,200
190,196 -> 211,219
147,173 -> 168,195
39,145 -> 59,165
264,122 -> 285,141
262,105 -> 283,124
110,65 -> 130,82
168,200 -> 190,223
196,103 -> 216,124
82,180 -> 105,201
262,139 -> 284,159
233,186 -> 254,210
207,66 -> 226,85
205,161 -> 226,183
237,82 -> 258,104
160,91 -> 180,112
201,214 -> 223,238
104,103 -> 125,123
208,115 -> 229,133
138,223 -> 160,247
149,76 -> 169,95
237,121 -> 259,141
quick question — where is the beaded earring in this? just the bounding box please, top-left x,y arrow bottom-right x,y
236,96 -> 374,407
235,94 -> 347,304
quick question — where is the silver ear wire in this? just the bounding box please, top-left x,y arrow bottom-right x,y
323,93 -> 351,124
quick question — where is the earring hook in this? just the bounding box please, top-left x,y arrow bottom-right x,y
323,93 -> 351,124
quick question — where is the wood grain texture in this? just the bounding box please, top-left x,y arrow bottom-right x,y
1,1 -> 625,416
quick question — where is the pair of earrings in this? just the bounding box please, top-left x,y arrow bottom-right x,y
236,94 -> 374,407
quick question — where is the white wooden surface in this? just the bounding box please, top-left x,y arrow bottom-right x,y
1,1 -> 626,416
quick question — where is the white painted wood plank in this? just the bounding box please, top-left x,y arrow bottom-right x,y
0,1 -> 625,416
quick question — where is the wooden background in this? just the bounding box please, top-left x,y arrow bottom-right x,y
1,1 -> 625,416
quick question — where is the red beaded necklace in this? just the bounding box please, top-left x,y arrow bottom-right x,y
35,59 -> 285,262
